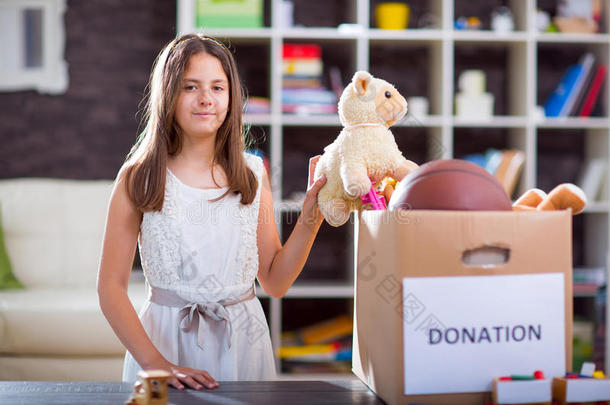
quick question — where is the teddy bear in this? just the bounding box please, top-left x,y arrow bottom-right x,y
512,183 -> 587,214
314,71 -> 419,227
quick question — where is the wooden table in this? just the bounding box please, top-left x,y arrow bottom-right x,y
0,380 -> 386,404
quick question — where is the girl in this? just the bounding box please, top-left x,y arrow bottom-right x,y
97,33 -> 327,391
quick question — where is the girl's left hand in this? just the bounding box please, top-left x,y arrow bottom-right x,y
301,155 -> 326,232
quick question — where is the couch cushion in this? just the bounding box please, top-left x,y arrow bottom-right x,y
0,356 -> 125,381
0,282 -> 146,356
0,179 -> 114,288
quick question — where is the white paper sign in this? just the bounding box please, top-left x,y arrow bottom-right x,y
402,274 -> 565,395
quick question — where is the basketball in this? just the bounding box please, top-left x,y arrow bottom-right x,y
388,159 -> 512,211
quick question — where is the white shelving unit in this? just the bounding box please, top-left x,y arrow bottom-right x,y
177,0 -> 610,376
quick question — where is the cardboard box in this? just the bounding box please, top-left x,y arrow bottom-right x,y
352,210 -> 573,405
552,377 -> 610,404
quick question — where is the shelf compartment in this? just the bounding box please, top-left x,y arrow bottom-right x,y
280,298 -> 353,375
537,0 -> 609,35
280,211 -> 353,283
369,40 -> 442,117
281,126 -> 337,200
454,42 -> 527,117
537,42 -> 609,119
571,213 -> 610,269
288,0 -> 356,28
454,0 -> 527,32
393,126 -> 437,165
234,41 -> 272,100
281,39 -> 356,117
369,0 -> 443,30
537,128 -> 608,205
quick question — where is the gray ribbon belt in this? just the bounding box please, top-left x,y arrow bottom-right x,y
149,286 -> 255,350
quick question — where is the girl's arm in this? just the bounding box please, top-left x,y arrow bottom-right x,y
97,168 -> 217,390
257,156 -> 327,298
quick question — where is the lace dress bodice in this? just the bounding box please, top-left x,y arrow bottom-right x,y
138,153 -> 263,303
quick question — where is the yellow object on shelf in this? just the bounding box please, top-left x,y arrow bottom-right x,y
375,3 -> 410,30
300,314 -> 353,345
278,344 -> 337,358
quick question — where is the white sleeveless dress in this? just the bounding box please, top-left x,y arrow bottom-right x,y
122,153 -> 276,382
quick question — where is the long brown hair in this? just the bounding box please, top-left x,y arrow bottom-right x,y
124,33 -> 257,212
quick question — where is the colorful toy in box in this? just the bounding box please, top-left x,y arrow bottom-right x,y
553,362 -> 610,404
360,181 -> 387,210
492,370 -> 552,405
314,71 -> 419,226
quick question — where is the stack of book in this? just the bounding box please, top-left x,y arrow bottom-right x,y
282,44 -> 337,115
544,52 -> 607,118
279,314 -> 353,374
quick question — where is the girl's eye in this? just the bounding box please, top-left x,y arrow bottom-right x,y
185,85 -> 196,91
213,86 -> 224,91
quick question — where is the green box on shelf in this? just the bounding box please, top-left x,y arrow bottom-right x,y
196,0 -> 263,28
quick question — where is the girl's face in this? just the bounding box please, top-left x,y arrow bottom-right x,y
175,52 -> 230,142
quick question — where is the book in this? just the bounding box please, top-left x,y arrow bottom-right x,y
544,64 -> 583,117
561,53 -> 594,117
283,44 -> 322,59
570,60 -> 597,116
576,158 -> 606,201
494,149 -> 525,196
579,64 -> 607,117
282,89 -> 337,105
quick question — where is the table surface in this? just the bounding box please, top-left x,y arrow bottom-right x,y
0,380 -> 386,405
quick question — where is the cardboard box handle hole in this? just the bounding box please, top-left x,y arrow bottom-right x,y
462,246 -> 510,268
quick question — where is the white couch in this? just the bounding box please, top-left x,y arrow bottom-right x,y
0,178 -> 146,381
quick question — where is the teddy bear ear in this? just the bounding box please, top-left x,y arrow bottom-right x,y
352,71 -> 373,97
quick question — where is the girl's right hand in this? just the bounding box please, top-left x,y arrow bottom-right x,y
164,363 -> 219,390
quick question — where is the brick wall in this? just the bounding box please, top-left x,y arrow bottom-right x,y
0,0 -> 176,179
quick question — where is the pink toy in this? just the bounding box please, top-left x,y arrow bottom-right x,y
360,181 -> 387,210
